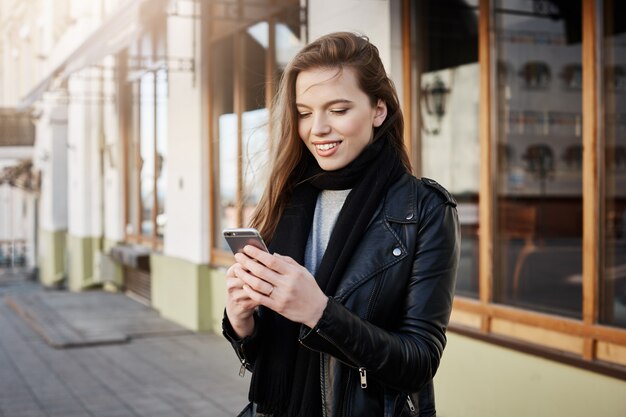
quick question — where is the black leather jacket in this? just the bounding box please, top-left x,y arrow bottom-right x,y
224,174 -> 460,417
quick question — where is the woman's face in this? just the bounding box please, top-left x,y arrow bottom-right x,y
295,67 -> 387,171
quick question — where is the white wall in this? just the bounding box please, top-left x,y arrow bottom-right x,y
308,0 -> 391,72
35,92 -> 68,232
67,73 -> 101,237
163,7 -> 209,264
102,60 -> 124,243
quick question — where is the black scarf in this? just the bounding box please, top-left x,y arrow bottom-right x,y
250,137 -> 406,417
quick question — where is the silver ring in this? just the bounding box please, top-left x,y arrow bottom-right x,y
267,285 -> 274,297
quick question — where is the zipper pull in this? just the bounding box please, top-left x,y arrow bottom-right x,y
239,359 -> 247,377
406,395 -> 416,412
359,367 -> 368,388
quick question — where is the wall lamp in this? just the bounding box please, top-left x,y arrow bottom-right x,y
422,76 -> 450,135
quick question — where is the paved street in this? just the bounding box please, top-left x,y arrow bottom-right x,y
0,270 -> 250,417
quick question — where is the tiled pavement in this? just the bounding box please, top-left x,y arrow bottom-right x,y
0,270 -> 250,417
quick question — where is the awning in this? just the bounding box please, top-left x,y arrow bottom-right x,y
19,0 -> 168,109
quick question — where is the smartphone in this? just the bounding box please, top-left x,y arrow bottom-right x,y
223,228 -> 269,254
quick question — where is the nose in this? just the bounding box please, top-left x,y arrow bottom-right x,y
311,113 -> 331,137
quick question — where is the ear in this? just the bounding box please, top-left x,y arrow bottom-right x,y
372,99 -> 388,128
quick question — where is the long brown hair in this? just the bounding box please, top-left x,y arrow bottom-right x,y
250,32 -> 411,242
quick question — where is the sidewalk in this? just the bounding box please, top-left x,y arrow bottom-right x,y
0,269 -> 250,417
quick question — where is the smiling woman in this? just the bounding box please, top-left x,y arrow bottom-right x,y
222,32 -> 460,417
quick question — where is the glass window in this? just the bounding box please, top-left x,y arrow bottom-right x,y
212,35 -> 237,251
155,68 -> 168,239
140,71 -> 156,237
211,3 -> 306,254
494,0 -> 583,318
124,55 -> 168,244
414,0 -> 480,298
126,81 -> 139,237
242,25 -> 269,226
600,0 -> 626,329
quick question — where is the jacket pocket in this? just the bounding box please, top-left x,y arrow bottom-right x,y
385,390 -> 418,417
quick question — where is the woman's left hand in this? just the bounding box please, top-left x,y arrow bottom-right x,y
233,245 -> 328,328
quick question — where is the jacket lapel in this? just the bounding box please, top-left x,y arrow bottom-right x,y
332,174 -> 417,301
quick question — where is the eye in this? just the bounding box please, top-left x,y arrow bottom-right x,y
298,111 -> 311,119
330,108 -> 348,115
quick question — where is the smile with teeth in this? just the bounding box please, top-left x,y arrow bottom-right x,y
315,142 -> 340,151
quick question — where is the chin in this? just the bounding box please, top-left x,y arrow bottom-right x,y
315,159 -> 346,172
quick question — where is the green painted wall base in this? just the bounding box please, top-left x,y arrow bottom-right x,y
38,229 -> 66,287
101,238 -> 123,288
209,267 -> 228,332
66,234 -> 99,291
67,233 -> 116,291
151,254 -> 213,332
435,332 -> 626,417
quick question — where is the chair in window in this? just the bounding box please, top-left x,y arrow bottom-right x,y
500,201 -> 538,297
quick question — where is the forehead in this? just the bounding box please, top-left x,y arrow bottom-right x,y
295,67 -> 364,102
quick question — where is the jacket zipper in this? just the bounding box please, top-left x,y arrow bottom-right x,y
304,328 -> 369,390
238,358 -> 247,377
359,367 -> 368,388
406,394 -> 416,413
233,341 -> 250,377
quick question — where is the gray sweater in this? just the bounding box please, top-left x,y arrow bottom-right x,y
304,189 -> 351,276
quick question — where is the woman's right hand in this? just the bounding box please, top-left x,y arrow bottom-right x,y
225,262 -> 260,338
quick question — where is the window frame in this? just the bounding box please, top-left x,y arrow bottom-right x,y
403,0 -> 626,377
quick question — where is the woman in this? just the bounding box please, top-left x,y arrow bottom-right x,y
223,32 -> 459,417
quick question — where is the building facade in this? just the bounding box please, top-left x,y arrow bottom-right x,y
1,0 -> 625,415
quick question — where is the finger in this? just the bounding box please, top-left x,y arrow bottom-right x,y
233,260 -> 275,296
226,263 -> 239,278
226,276 -> 245,292
243,245 -> 291,275
235,252 -> 282,285
243,284 -> 276,309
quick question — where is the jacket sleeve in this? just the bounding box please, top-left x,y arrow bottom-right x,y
222,310 -> 263,373
299,201 -> 460,393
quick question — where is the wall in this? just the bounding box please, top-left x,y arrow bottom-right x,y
436,332 -> 626,417
308,0 -> 391,72
102,57 -> 124,243
163,4 -> 209,265
36,95 -> 68,232
67,73 -> 101,238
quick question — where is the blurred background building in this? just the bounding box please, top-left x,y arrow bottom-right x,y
1,0 -> 625,415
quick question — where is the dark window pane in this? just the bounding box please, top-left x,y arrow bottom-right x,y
494,0 -> 583,318
600,0 -> 626,329
415,0 -> 480,298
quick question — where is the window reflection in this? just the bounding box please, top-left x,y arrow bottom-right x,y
140,71 -> 155,237
155,68 -> 168,238
127,81 -> 139,236
212,7 -> 305,252
600,0 -> 626,329
212,35 -> 236,251
415,0 -> 480,298
494,0 -> 583,318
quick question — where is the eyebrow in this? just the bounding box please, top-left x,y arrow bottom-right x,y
296,99 -> 354,109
